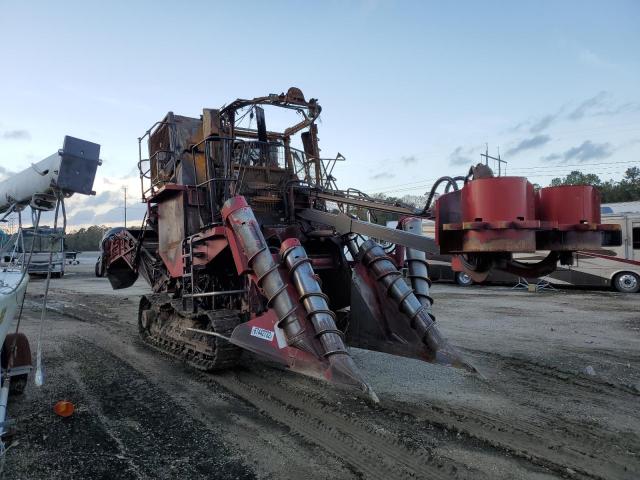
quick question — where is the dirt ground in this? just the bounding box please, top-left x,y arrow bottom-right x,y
2,254 -> 639,479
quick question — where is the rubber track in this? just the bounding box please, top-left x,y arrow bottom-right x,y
140,307 -> 242,372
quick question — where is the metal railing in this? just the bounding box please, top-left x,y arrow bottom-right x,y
137,122 -> 347,208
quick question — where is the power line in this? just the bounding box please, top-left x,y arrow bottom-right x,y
367,159 -> 639,193
508,159 -> 639,172
375,167 -> 634,196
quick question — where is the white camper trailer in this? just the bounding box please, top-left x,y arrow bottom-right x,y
423,215 -> 640,293
565,213 -> 640,293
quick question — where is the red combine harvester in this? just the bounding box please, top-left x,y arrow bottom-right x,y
99,88 -> 618,400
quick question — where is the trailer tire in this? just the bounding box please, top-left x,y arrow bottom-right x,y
613,272 -> 640,293
455,271 -> 474,287
95,258 -> 104,277
2,333 -> 31,395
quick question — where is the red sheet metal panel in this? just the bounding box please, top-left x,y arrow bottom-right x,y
536,185 -> 601,225
461,177 -> 535,222
158,191 -> 185,278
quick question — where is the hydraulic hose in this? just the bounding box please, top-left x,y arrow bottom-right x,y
420,176 -> 460,215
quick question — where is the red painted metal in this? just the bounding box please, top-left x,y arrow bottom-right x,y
577,250 -> 640,267
156,189 -> 186,278
436,176 -> 616,254
100,228 -> 141,289
146,183 -> 189,203
220,194 -> 249,220
222,196 -> 253,274
307,255 -> 337,270
280,237 -> 299,251
222,195 -> 316,354
461,177 -> 535,222
349,262 -> 458,362
228,310 -> 331,381
536,185 -> 601,225
460,229 -> 536,253
219,194 -> 375,398
105,230 -> 138,271
190,226 -> 228,268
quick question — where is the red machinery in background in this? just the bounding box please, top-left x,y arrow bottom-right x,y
99,88 -> 618,400
436,178 -> 617,281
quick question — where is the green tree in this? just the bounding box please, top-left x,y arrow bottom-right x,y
550,170 -> 602,187
64,225 -> 110,251
616,167 -> 640,201
624,166 -> 640,183
549,166 -> 640,203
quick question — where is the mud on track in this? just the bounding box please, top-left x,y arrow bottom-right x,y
3,264 -> 639,479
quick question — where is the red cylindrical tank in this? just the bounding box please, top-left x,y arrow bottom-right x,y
536,185 -> 601,224
461,177 -> 535,222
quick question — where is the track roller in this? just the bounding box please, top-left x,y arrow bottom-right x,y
138,295 -> 243,372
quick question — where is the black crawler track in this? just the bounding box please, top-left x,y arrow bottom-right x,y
138,295 -> 242,371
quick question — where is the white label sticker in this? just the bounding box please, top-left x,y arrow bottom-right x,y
250,326 -> 275,342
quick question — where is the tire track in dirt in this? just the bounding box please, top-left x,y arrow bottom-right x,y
377,351 -> 640,480
53,294 -> 462,479
237,367 -> 606,480
42,288 -> 638,479
242,371 -> 496,477
74,329 -> 359,480
54,298 -> 559,479
395,400 -> 629,480
65,361 -> 147,480
203,369 -> 459,480
468,349 -> 640,449
235,354 -> 635,479
470,349 -> 640,397
58,340 -> 256,480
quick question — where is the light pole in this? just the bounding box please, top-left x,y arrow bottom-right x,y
123,186 -> 127,228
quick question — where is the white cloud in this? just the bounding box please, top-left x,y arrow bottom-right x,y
542,140 -> 614,163
63,173 -> 144,229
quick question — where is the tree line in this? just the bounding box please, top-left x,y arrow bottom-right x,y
64,225 -> 109,252
549,166 -> 640,203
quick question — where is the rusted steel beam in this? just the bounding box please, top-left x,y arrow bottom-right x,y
297,209 -> 439,254
309,191 -> 420,216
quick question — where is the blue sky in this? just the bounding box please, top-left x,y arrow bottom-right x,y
1,0 -> 639,227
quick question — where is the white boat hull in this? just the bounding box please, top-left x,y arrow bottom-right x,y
0,271 -> 29,348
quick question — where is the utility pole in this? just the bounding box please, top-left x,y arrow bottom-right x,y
480,145 -> 508,177
123,186 -> 127,228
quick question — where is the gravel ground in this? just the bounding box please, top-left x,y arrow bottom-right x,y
1,255 -> 638,479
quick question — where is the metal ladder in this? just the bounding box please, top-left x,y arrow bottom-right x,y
182,237 -> 195,312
